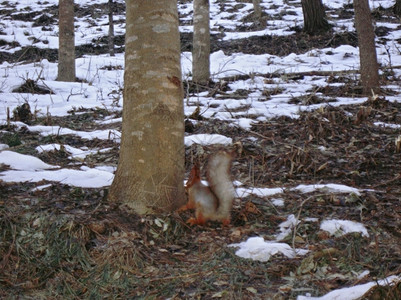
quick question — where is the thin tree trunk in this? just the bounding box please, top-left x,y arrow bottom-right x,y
253,0 -> 262,21
192,0 -> 210,85
394,0 -> 401,17
58,0 -> 75,82
108,0 -> 185,213
301,0 -> 330,34
354,0 -> 380,94
108,0 -> 115,57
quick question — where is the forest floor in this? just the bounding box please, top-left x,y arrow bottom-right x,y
2,98 -> 401,299
1,0 -> 401,299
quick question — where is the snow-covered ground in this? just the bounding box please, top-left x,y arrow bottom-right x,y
0,0 -> 400,298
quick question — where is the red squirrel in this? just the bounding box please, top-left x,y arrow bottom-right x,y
179,150 -> 235,226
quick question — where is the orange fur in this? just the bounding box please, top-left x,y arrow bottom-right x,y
180,151 -> 235,226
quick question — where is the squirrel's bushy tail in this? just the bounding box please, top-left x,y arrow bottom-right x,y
206,151 -> 235,221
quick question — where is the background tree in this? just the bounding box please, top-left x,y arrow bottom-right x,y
253,0 -> 262,21
301,0 -> 330,34
58,0 -> 75,82
192,0 -> 210,85
108,0 -> 115,57
354,0 -> 380,94
393,0 -> 401,17
108,0 -> 185,213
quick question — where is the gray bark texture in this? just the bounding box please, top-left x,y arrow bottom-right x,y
354,0 -> 380,94
58,0 -> 76,82
394,0 -> 401,17
253,0 -> 262,21
301,0 -> 330,34
108,0 -> 115,57
108,0 -> 185,214
192,0 -> 210,85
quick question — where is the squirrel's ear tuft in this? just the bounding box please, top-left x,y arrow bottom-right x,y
232,141 -> 243,156
186,163 -> 201,188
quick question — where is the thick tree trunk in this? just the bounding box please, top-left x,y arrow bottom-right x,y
108,0 -> 185,213
354,0 -> 380,94
192,0 -> 210,85
58,0 -> 75,82
301,0 -> 330,34
108,0 -> 115,57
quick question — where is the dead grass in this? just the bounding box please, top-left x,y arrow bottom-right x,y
1,96 -> 401,298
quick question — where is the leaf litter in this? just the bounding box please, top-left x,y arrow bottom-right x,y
0,0 -> 401,299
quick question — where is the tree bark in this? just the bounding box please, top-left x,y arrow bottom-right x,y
108,0 -> 115,57
354,0 -> 380,94
253,0 -> 262,21
301,0 -> 330,35
58,0 -> 76,82
394,0 -> 401,17
108,0 -> 185,213
192,0 -> 210,85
